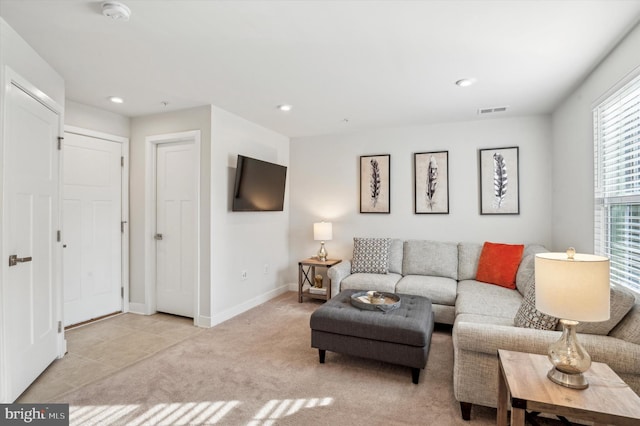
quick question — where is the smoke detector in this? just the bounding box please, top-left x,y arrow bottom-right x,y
102,2 -> 131,21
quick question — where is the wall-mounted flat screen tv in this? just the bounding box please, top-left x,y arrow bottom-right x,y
232,155 -> 287,211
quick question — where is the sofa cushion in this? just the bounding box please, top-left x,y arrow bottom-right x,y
402,240 -> 458,280
475,242 -> 524,289
572,284 -> 636,335
454,313 -> 514,327
340,272 -> 401,293
610,301 -> 640,345
523,244 -> 549,258
516,245 -> 549,295
458,242 -> 483,281
456,280 -> 523,319
388,238 -> 404,275
515,254 -> 535,296
351,237 -> 391,274
396,275 -> 457,306
514,281 -> 558,330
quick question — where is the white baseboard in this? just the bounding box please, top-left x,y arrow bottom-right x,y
129,286 -> 295,328
196,315 -> 211,328
208,285 -> 290,328
128,302 -> 148,315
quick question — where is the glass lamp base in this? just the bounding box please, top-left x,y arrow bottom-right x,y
547,367 -> 589,389
317,242 -> 327,261
546,319 -> 591,390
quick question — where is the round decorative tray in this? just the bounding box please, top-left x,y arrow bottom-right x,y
350,291 -> 401,312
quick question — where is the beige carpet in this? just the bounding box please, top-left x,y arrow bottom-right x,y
52,292 -> 558,425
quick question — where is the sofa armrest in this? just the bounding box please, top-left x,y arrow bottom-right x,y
328,260 -> 352,297
453,321 -> 640,375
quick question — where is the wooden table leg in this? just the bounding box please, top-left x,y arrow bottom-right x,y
511,407 -> 525,426
297,263 -> 303,303
497,363 -> 509,426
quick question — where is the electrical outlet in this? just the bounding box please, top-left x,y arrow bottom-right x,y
263,264 -> 269,274
241,270 -> 247,280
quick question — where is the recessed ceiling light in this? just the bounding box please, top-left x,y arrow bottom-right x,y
109,96 -> 124,104
455,78 -> 477,87
102,2 -> 131,21
277,104 -> 292,112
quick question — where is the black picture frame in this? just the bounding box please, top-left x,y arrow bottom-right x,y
414,151 -> 449,214
479,146 -> 519,215
360,154 -> 390,213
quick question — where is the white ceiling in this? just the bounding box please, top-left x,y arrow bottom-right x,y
1,0 -> 639,138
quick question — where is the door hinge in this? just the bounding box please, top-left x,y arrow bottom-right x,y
58,321 -> 62,333
121,156 -> 124,167
121,287 -> 124,298
57,230 -> 61,242
57,136 -> 64,150
121,221 -> 127,233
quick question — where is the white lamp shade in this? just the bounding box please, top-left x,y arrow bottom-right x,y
535,252 -> 610,322
313,222 -> 332,241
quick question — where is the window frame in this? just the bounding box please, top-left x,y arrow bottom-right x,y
593,70 -> 640,294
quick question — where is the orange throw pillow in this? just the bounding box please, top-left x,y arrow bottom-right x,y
475,242 -> 524,289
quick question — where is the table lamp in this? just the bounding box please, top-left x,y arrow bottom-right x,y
535,248 -> 610,389
313,222 -> 332,261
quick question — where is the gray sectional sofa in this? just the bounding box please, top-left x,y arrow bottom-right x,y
327,238 -> 640,420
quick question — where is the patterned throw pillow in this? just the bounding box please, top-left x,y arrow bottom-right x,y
514,280 -> 559,330
351,237 -> 391,274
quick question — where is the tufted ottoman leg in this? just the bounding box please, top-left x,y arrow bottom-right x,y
411,368 -> 420,384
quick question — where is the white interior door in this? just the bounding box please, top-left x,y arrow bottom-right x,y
62,133 -> 122,326
156,142 -> 197,317
3,82 -> 60,401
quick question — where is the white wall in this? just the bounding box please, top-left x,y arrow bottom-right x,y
65,100 -> 130,137
210,106 -> 290,325
0,19 -> 64,107
129,106 -> 212,318
551,23 -> 640,253
289,116 -> 553,266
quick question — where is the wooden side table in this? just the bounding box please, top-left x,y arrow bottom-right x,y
298,258 -> 341,303
497,349 -> 640,426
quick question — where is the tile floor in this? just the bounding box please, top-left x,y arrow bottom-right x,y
17,312 -> 203,403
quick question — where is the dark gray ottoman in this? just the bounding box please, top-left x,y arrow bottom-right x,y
310,290 -> 435,384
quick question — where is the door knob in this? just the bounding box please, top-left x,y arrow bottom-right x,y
154,233 -> 163,241
9,255 -> 33,267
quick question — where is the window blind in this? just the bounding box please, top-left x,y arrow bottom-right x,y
594,73 -> 640,293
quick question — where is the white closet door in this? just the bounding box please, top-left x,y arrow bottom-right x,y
63,133 -> 122,326
155,141 -> 196,317
3,82 -> 60,401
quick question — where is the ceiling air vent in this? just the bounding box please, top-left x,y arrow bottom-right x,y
478,106 -> 509,115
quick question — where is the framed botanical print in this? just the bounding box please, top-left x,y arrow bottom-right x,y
414,151 -> 449,214
360,154 -> 390,213
479,146 -> 519,215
